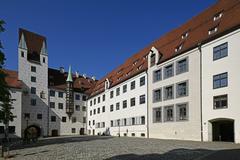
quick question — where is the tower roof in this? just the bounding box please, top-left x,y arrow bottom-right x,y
66,66 -> 73,82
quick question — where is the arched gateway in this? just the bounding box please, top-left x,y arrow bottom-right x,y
209,118 -> 234,142
24,125 -> 41,139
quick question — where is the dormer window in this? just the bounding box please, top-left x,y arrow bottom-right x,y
208,26 -> 218,35
137,65 -> 143,70
181,32 -> 189,39
213,12 -> 223,21
105,78 -> 110,90
175,44 -> 183,53
133,60 -> 138,66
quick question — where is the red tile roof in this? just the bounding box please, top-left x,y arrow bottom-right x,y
0,69 -> 22,89
48,68 -> 96,93
19,28 -> 46,55
90,0 -> 240,97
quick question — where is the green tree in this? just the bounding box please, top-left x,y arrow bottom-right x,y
0,19 -> 15,158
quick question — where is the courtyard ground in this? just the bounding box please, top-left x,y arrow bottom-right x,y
3,136 -> 240,160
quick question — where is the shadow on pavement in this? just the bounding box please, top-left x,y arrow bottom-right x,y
105,148 -> 240,160
10,136 -> 112,151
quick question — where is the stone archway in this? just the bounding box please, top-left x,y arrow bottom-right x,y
24,125 -> 41,139
209,118 -> 234,142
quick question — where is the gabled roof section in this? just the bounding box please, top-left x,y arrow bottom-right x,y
90,0 -> 240,97
19,28 -> 47,55
0,69 -> 22,89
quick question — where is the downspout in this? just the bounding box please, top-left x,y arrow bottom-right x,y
146,70 -> 149,138
47,89 -> 50,137
198,43 -> 203,142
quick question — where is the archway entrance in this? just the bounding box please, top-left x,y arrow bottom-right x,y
211,119 -> 234,142
24,125 -> 41,139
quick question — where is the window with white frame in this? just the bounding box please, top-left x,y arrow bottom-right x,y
110,105 -> 114,112
153,107 -> 162,123
176,103 -> 188,121
164,64 -> 174,79
131,81 -> 135,90
123,100 -> 127,109
140,76 -> 145,86
116,102 -> 120,110
123,84 -> 127,93
214,95 -> 227,109
164,85 -> 174,100
153,69 -> 162,82
130,97 -> 135,107
153,88 -> 161,102
139,94 -> 145,104
176,81 -> 188,98
116,87 -> 120,96
164,106 -> 174,122
176,58 -> 188,74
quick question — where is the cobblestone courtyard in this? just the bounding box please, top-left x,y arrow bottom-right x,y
5,136 -> 240,160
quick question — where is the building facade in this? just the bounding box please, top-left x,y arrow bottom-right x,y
1,0 -> 240,143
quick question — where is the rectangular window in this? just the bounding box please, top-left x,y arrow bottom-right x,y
75,94 -> 80,100
164,64 -> 174,79
214,95 -> 228,109
98,97 -> 100,103
164,85 -> 174,100
131,81 -> 135,90
94,99 -> 96,105
62,117 -> 66,122
130,98 -> 136,107
24,113 -> 30,119
97,107 -> 100,113
140,76 -> 145,86
153,89 -> 161,102
90,110 -> 92,116
116,88 -> 120,96
31,76 -> 36,82
93,120 -> 95,125
176,81 -> 188,97
83,117 -> 86,123
123,84 -> 127,93
153,107 -> 162,123
30,87 -> 36,94
43,57 -> 46,63
176,58 -> 188,74
94,109 -> 96,114
21,51 -> 24,57
37,114 -> 42,119
141,116 -> 145,125
102,94 -> 105,101
51,116 -> 56,122
82,106 -> 86,111
102,106 -> 105,112
213,42 -> 228,61
58,103 -> 63,109
31,66 -> 36,72
213,72 -> 228,89
139,94 -> 145,104
82,95 -> 87,101
75,105 -> 80,111
110,105 -> 114,112
153,69 -> 162,82
111,120 -> 113,127
176,103 -> 188,121
164,106 -> 174,122
122,100 -> 127,109
8,126 -> 15,134
110,91 -> 114,98
71,117 -> 76,123
116,103 -> 120,110
50,90 -> 55,97
132,118 -> 135,125
50,102 -> 55,108
72,128 -> 76,133
31,98 -> 36,106
90,100 -> 92,106
58,92 -> 63,98
124,118 -> 127,126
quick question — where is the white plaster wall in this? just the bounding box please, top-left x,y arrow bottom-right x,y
148,48 -> 202,141
0,89 -> 22,138
87,72 -> 148,137
18,47 -> 49,137
49,89 -> 87,136
201,29 -> 240,143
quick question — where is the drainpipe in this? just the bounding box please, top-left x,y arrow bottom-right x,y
47,89 -> 50,137
198,43 -> 203,142
146,70 -> 149,138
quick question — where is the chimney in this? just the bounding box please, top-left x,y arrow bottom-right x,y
83,74 -> 87,78
59,67 -> 64,74
75,71 -> 79,78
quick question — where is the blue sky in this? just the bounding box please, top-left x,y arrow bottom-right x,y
0,0 -> 216,79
